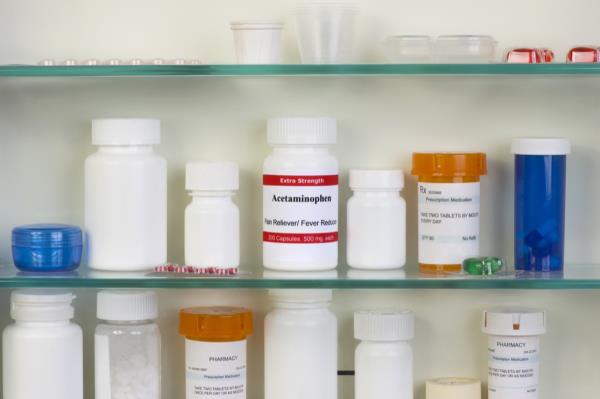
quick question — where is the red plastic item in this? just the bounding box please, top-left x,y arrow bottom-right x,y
567,47 -> 600,63
506,48 -> 554,64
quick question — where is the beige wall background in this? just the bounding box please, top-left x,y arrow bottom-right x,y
2,0 -> 600,398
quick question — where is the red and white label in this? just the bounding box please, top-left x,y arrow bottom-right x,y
263,174 -> 338,245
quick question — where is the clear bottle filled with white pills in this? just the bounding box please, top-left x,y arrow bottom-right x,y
95,290 -> 161,399
347,170 -> 406,269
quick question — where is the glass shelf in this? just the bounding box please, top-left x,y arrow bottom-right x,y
1,265 -> 600,289
2,63 -> 600,77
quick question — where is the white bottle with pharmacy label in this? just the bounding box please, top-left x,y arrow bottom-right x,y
482,309 -> 546,399
263,117 -> 338,271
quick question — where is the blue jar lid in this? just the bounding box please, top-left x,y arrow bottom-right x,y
12,224 -> 82,248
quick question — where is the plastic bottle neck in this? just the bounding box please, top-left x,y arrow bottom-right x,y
189,191 -> 236,200
352,190 -> 401,198
100,319 -> 155,325
97,145 -> 154,155
15,319 -> 70,327
272,145 -> 331,155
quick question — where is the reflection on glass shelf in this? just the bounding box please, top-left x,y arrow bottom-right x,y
1,264 -> 600,289
3,63 -> 600,77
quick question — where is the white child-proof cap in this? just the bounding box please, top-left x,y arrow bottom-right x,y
354,310 -> 414,341
268,117 -> 337,145
92,118 -> 160,146
511,137 -> 571,155
97,290 -> 158,321
185,162 -> 239,191
349,169 -> 404,190
482,308 -> 546,336
11,290 -> 75,321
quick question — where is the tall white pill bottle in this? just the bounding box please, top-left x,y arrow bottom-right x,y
85,118 -> 167,271
2,290 -> 83,399
263,117 -> 338,270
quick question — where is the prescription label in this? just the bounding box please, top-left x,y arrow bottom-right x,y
263,174 -> 339,244
417,182 -> 480,265
185,339 -> 247,399
487,336 -> 540,399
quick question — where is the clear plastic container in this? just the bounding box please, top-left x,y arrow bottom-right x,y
95,290 -> 161,399
231,21 -> 283,64
382,35 -> 432,63
295,1 -> 358,64
435,35 -> 497,63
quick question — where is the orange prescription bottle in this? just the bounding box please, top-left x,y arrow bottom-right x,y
411,153 -> 487,274
179,307 -> 253,399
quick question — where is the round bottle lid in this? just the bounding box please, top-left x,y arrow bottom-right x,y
12,224 -> 82,248
11,290 -> 75,321
354,310 -> 414,341
97,290 -> 158,321
185,162 -> 239,191
511,137 -> 571,155
179,307 -> 253,341
411,152 -> 487,177
92,118 -> 160,146
267,117 -> 336,145
349,169 -> 404,190
426,378 -> 481,399
482,308 -> 546,336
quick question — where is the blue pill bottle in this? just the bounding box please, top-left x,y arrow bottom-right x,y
12,224 -> 83,272
512,138 -> 570,272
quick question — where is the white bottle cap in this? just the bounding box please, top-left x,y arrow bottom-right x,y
426,378 -> 481,399
186,162 -> 239,191
11,290 -> 75,321
354,310 -> 414,341
92,118 -> 160,146
482,308 -> 546,336
268,289 -> 332,303
97,290 -> 158,321
349,169 -> 404,190
511,137 -> 571,155
268,117 -> 336,145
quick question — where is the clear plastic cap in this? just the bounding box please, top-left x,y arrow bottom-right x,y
354,310 -> 414,341
97,290 -> 158,321
11,290 -> 75,321
350,169 -> 404,190
186,162 -> 239,191
92,118 -> 160,146
268,117 -> 336,145
482,308 -> 546,336
511,137 -> 571,155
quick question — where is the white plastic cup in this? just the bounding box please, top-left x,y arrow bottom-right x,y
295,1 -> 358,64
231,21 -> 283,64
434,35 -> 497,63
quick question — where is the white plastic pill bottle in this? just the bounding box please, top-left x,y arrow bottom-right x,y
354,310 -> 414,399
482,308 -> 546,399
347,170 -> 406,269
95,290 -> 161,399
263,117 -> 338,271
2,290 -> 83,399
185,162 -> 240,273
265,289 -> 337,399
85,118 -> 167,271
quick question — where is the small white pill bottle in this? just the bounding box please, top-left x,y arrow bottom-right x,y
354,310 -> 414,399
265,289 -> 337,399
347,170 -> 406,269
85,118 -> 167,271
185,162 -> 240,273
263,117 -> 338,271
2,290 -> 83,399
482,308 -> 546,399
95,290 -> 161,399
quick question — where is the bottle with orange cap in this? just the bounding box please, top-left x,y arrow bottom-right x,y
411,152 -> 487,274
179,306 -> 253,399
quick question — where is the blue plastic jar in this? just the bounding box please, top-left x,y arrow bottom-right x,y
512,138 -> 570,272
12,224 -> 83,272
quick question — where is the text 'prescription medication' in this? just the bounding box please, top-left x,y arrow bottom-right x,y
179,307 -> 253,399
512,138 -> 570,272
263,117 -> 338,271
482,309 -> 546,399
411,152 -> 487,274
